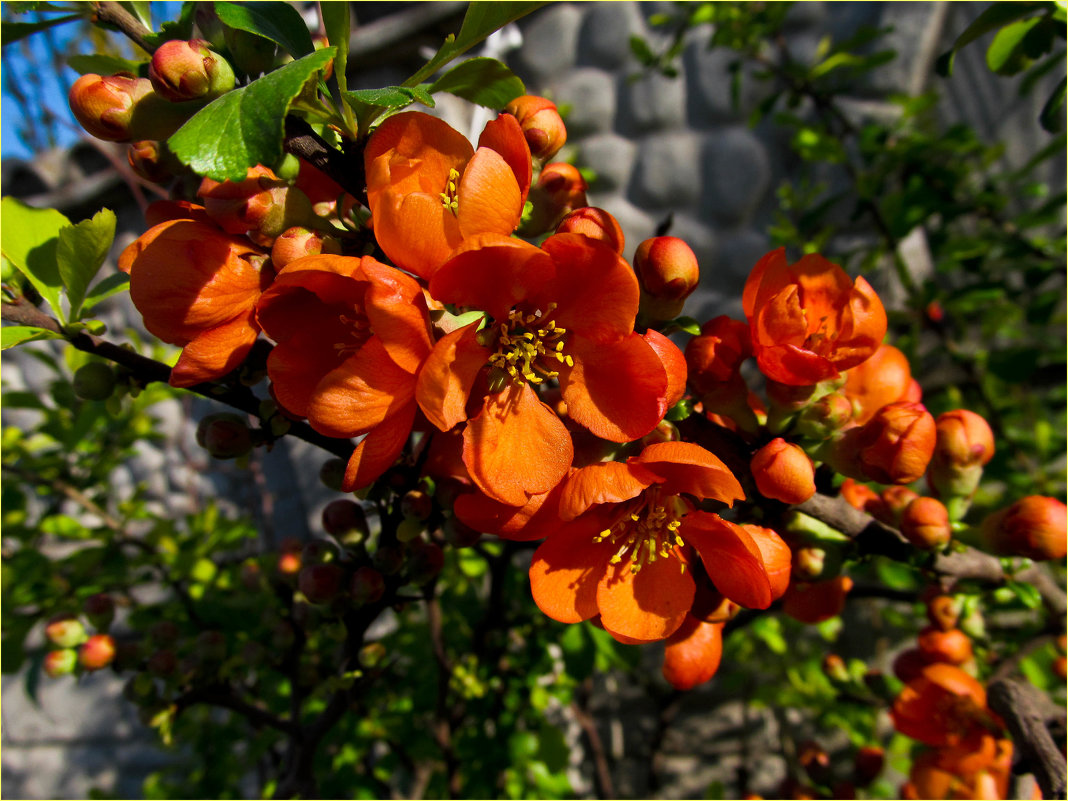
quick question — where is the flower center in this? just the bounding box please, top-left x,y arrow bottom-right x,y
482,304 -> 573,393
332,307 -> 372,358
439,168 -> 460,215
594,492 -> 686,574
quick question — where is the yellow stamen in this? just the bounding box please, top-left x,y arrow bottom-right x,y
440,168 -> 461,213
485,303 -> 571,389
592,494 -> 686,574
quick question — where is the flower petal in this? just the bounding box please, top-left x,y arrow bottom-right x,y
477,112 -> 532,204
643,329 -> 688,408
456,147 -> 523,239
682,512 -> 774,609
635,442 -> 745,505
364,111 -> 472,208
342,402 -> 416,492
529,526 -> 608,623
357,257 -> 434,373
306,337 -> 417,439
560,332 -> 667,442
462,382 -> 573,506
596,551 -> 694,641
662,616 -> 725,690
416,321 -> 488,432
169,309 -> 259,387
454,479 -> 568,541
429,234 -> 554,321
372,190 -> 464,281
558,461 -> 659,521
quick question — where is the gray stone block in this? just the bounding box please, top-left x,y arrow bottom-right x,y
550,67 -> 617,137
577,2 -> 645,70
619,69 -> 687,135
701,126 -> 771,225
575,132 -> 638,193
630,131 -> 703,209
590,196 -> 657,261
511,3 -> 584,88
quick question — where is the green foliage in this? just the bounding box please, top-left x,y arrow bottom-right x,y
213,2 -> 315,61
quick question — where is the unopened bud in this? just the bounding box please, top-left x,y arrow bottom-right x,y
555,207 -> 624,254
350,566 -> 385,605
46,616 -> 87,649
798,741 -> 831,784
271,226 -> 341,270
521,162 -> 588,235
900,497 -> 952,550
298,563 -> 343,605
793,547 -> 826,579
781,576 -> 853,624
504,95 -> 567,162
321,499 -> 368,540
829,401 -> 936,485
852,746 -> 884,786
44,649 -> 78,678
196,412 -> 254,459
69,73 -> 154,141
794,392 -> 854,440
821,653 -> 849,683
891,647 -> 930,683
634,236 -> 700,320
199,167 -> 315,241
881,485 -> 920,526
751,437 -> 816,505
127,140 -> 173,184
917,625 -> 973,666
843,344 -> 914,425
149,39 -> 235,102
400,490 -> 432,521
83,593 -> 115,630
927,409 -> 995,502
72,362 -> 117,401
925,593 -> 961,632
980,495 -> 1067,561
405,541 -> 444,585
1054,656 -> 1067,680
78,633 -> 116,671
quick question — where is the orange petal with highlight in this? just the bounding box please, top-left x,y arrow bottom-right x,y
682,512 -> 774,609
529,527 -> 608,624
477,112 -> 532,204
643,328 -> 688,408
557,461 -> 659,521
454,479 -> 571,541
463,382 -> 573,506
457,147 -> 523,239
635,441 -> 744,505
372,190 -> 463,280
342,402 -> 416,492
416,321 -> 488,432
169,309 -> 259,388
663,616 -> 725,690
596,551 -> 694,641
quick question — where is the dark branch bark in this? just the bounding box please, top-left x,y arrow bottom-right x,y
91,1 -> 155,54
174,684 -> 300,737
988,678 -> 1067,800
283,116 -> 368,205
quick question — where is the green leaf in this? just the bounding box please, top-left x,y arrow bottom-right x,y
56,208 -> 116,320
1,13 -> 82,44
430,57 -> 525,109
119,0 -> 152,28
0,197 -> 69,320
1006,579 -> 1043,609
1040,76 -> 1066,132
40,514 -> 93,539
80,272 -> 130,314
986,16 -> 1046,75
0,325 -> 63,350
320,1 -> 351,120
404,1 -> 547,88
167,47 -> 335,181
67,53 -> 145,76
938,1 -> 1047,75
214,1 -> 314,60
342,85 -> 436,115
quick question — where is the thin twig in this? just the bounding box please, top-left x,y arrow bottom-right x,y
90,1 -> 155,53
572,678 -> 616,799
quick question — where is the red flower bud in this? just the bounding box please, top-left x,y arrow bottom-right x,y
822,653 -> 849,683
980,495 -> 1067,561
892,647 -> 930,683
270,226 -> 341,270
504,95 -> 567,162
928,409 -> 995,499
321,499 -> 368,539
881,485 -> 920,525
832,402 -> 936,485
843,344 -> 914,424
634,236 -> 700,301
298,563 -> 343,605
350,566 -> 385,605
555,207 -> 624,254
149,39 -> 235,102
685,315 -> 752,392
900,497 -> 952,550
46,616 -> 87,648
199,166 -> 314,242
400,489 -> 433,521
853,746 -> 885,786
926,593 -> 962,632
68,73 -> 154,141
751,437 -> 816,504
840,478 -> 890,520
794,392 -> 854,440
917,625 -> 973,666
78,633 -> 116,671
196,412 -> 254,459
781,575 -> 853,624
127,140 -> 172,184
522,162 -> 588,234
44,649 -> 79,678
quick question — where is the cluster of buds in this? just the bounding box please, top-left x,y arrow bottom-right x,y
42,594 -> 117,678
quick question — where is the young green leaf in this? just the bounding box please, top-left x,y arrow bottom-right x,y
320,2 -> 351,97
1,13 -> 82,45
0,197 -> 69,320
67,53 -> 146,76
56,208 -> 117,320
167,47 -> 335,181
80,272 -> 131,315
0,326 -> 64,350
938,1 -> 1047,76
214,1 -> 315,60
430,57 -> 525,109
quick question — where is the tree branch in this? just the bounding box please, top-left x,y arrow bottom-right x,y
90,1 -> 155,54
283,116 -> 368,205
174,684 -> 300,737
988,677 -> 1067,800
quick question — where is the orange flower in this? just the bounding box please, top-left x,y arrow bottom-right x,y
780,575 -> 853,624
662,614 -> 724,690
364,110 -> 531,280
843,343 -> 915,424
980,495 -> 1067,561
527,441 -> 792,642
119,218 -> 271,387
891,663 -> 999,748
742,248 -> 887,386
416,232 -> 675,505
831,401 -> 937,485
255,254 -> 433,490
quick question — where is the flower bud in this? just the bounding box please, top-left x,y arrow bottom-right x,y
926,593 -> 961,632
555,207 -> 624,254
794,392 -> 854,440
270,226 -> 342,270
781,575 -> 853,624
321,500 -> 368,540
521,162 -> 588,234
880,485 -> 920,525
72,361 -> 117,401
751,437 -> 816,504
892,647 -> 929,683
840,478 -> 890,521
127,140 -> 173,184
44,649 -> 79,678
196,412 -> 254,459
83,593 -> 115,630
78,633 -> 116,671
400,490 -> 433,521
199,166 -> 315,242
900,497 -> 952,550
1054,656 -> 1067,680
685,315 -> 752,391
927,410 -> 995,500
843,344 -> 914,425
46,615 -> 87,649
405,541 -> 445,585
852,746 -> 885,786
68,73 -> 154,141
917,626 -> 973,666
822,653 -> 850,683
830,402 -> 936,485
793,546 -> 826,579
504,95 -> 567,162
798,741 -> 831,784
298,563 -> 343,605
980,495 -> 1067,561
350,566 -> 385,605
634,236 -> 700,321
149,39 -> 235,102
